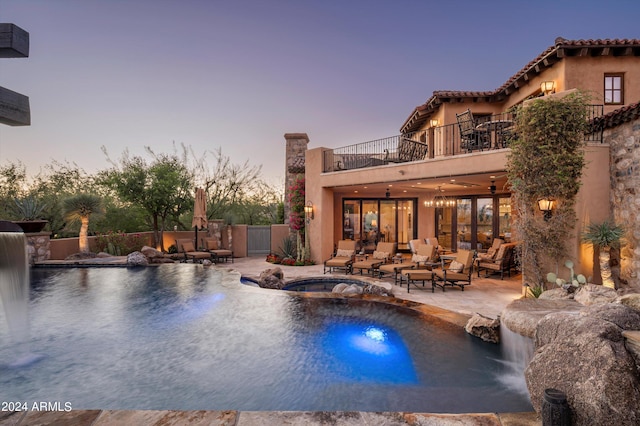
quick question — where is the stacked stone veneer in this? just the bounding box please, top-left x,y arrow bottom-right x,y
25,232 -> 50,265
606,103 -> 640,289
284,133 -> 308,226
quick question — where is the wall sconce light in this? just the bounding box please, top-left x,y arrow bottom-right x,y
429,119 -> 439,127
538,198 -> 554,221
540,81 -> 555,96
304,201 -> 314,220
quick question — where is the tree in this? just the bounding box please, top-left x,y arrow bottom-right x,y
99,146 -> 193,251
582,221 -> 624,288
63,193 -> 103,253
507,92 -> 589,288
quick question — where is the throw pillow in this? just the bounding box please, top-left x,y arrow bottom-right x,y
206,239 -> 219,250
336,249 -> 353,257
182,241 -> 195,252
412,254 -> 429,263
373,251 -> 389,260
448,260 -> 464,272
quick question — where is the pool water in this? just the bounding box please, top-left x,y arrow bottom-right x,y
0,265 -> 532,413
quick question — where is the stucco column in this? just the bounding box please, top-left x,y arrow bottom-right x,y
305,147 -> 334,264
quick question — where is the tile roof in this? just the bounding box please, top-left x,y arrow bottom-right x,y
600,101 -> 640,129
401,37 -> 640,133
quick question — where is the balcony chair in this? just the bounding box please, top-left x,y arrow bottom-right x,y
351,242 -> 396,276
201,237 -> 234,263
385,138 -> 429,163
379,239 -> 427,284
175,238 -> 213,263
323,240 -> 357,274
432,249 -> 476,291
456,109 -> 490,152
477,242 -> 517,279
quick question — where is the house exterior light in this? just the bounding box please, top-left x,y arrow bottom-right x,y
304,201 -> 314,220
538,198 -> 554,220
540,81 -> 555,96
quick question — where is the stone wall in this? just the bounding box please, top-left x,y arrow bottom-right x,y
607,110 -> 640,288
284,133 -> 308,226
25,232 -> 50,265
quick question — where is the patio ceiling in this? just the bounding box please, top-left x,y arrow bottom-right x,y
331,172 -> 510,198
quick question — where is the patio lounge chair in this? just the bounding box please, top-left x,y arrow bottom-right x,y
456,109 -> 490,152
396,244 -> 440,292
202,237 -> 234,263
432,249 -> 476,291
477,242 -> 517,279
323,240 -> 356,274
351,242 -> 395,276
379,240 -> 428,284
175,238 -> 213,263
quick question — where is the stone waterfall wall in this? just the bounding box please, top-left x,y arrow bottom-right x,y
607,108 -> 640,289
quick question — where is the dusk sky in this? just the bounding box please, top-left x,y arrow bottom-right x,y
1,0 -> 639,186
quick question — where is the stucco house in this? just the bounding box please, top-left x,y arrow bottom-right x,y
294,37 -> 640,287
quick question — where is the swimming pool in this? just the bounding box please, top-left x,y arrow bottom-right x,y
0,264 -> 532,413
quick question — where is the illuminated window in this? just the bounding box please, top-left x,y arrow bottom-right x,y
604,74 -> 624,105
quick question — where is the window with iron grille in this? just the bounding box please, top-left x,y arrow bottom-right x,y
604,73 -> 624,105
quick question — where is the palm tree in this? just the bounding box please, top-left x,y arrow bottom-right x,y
63,194 -> 103,253
582,221 -> 624,289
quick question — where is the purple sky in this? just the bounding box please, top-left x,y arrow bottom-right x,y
1,0 -> 639,185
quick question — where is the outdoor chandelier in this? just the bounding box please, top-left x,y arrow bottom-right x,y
424,186 -> 455,208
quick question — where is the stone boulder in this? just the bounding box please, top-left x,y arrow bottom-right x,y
573,284 -> 618,306
126,251 -> 149,266
618,293 -> 640,313
331,283 -> 349,293
501,298 -> 582,338
141,245 -> 163,258
362,283 -> 394,297
258,267 -> 286,289
538,288 -> 574,300
465,313 -> 500,343
525,304 -> 640,426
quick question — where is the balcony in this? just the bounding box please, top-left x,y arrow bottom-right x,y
323,106 -> 604,173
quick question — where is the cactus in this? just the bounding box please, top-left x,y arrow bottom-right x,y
546,260 -> 587,288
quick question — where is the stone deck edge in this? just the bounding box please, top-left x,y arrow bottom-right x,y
0,409 -> 541,425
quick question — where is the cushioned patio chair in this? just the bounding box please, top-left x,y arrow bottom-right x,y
201,237 -> 234,263
431,249 -> 476,291
351,242 -> 395,276
477,242 -> 516,279
323,240 -> 357,274
397,244 -> 440,292
476,238 -> 504,262
379,240 -> 430,284
175,238 -> 213,263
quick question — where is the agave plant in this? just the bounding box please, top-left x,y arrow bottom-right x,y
582,221 -> 624,288
13,196 -> 47,220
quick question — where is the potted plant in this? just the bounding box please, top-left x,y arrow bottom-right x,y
12,196 -> 49,233
582,220 -> 624,289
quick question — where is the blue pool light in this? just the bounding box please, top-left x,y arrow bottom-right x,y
321,320 -> 418,384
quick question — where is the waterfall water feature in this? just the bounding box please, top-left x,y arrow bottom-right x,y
498,323 -> 535,398
0,221 -> 40,367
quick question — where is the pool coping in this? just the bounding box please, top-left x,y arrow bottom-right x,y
0,409 -> 541,425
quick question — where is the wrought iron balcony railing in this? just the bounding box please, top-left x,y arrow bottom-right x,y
322,105 -> 604,173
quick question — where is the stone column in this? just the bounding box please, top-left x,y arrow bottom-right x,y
284,133 -> 309,225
